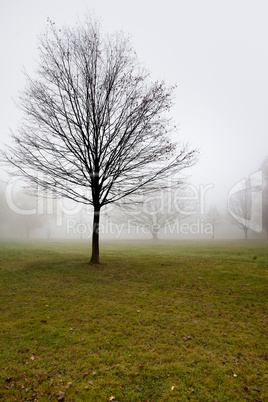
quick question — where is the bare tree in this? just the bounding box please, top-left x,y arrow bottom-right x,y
205,205 -> 221,239
0,183 -> 9,238
228,188 -> 251,239
0,185 -> 49,239
112,190 -> 195,240
261,156 -> 268,238
1,18 -> 197,263
10,190 -> 49,239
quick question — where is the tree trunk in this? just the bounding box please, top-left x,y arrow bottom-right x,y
152,231 -> 159,241
90,206 -> 100,264
26,224 -> 30,239
244,227 -> 248,240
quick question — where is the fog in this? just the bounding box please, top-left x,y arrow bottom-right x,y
0,181 -> 264,241
1,0 -> 267,241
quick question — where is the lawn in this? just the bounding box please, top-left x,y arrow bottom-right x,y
0,240 -> 267,401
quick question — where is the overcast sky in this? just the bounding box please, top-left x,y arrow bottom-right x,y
1,0 -> 268,208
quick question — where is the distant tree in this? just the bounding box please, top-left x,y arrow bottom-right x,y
228,187 -> 251,239
66,204 -> 92,240
205,205 -> 221,239
1,18 -> 197,263
0,184 -> 49,239
7,190 -> 48,239
261,156 -> 268,238
113,190 -> 193,240
0,184 -> 9,237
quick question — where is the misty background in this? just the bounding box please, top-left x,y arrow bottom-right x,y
0,0 -> 268,241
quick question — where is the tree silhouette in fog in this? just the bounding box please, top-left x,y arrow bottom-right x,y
2,17 -> 197,263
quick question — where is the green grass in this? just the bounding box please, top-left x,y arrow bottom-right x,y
0,240 -> 267,401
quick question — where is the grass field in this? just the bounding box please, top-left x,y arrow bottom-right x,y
0,240 -> 267,401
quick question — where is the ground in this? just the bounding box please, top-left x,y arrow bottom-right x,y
0,240 -> 267,401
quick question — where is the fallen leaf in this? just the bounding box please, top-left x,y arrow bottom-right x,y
182,335 -> 192,341
171,386 -> 175,391
48,392 -> 54,400
233,374 -> 237,377
109,397 -> 116,401
57,391 -> 65,401
253,388 -> 261,393
65,382 -> 72,389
